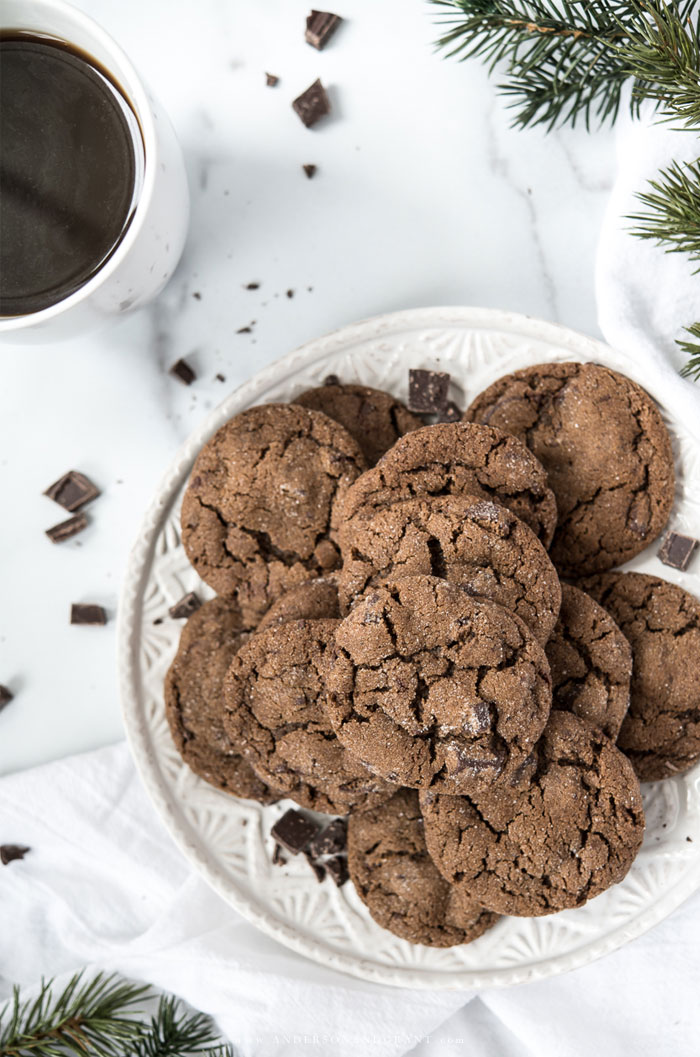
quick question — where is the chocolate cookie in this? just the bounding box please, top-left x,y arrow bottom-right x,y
222,619 -> 394,813
337,422 -> 557,549
579,572 -> 700,781
258,577 -> 340,631
421,711 -> 645,916
164,597 -> 278,803
348,788 -> 498,948
465,362 -> 674,575
293,382 -> 422,466
339,495 -> 561,645
546,583 -> 632,740
181,404 -> 366,619
325,576 -> 552,795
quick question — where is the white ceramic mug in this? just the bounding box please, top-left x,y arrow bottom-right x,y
0,0 -> 189,342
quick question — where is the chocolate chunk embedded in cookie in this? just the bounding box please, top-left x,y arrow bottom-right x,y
293,382 -> 422,466
222,619 -> 394,813
580,571 -> 700,781
337,422 -> 557,549
546,583 -> 632,740
164,597 -> 278,803
325,576 -> 552,795
465,362 -> 674,575
339,495 -> 561,645
181,404 -> 366,619
348,788 -> 498,948
421,711 -> 645,916
258,577 -> 340,630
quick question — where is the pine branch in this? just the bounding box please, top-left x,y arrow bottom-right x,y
629,157 -> 700,264
676,322 -> 700,378
130,996 -> 234,1057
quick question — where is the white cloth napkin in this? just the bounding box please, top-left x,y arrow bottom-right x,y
2,743 -> 700,1057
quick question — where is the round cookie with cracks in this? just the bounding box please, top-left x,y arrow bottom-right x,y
336,421 -> 557,550
222,618 -> 394,814
180,403 -> 366,620
293,382 -> 422,466
257,576 -> 340,631
580,571 -> 700,781
164,597 -> 279,803
420,711 -> 645,916
546,582 -> 632,740
338,494 -> 561,645
324,575 -> 552,795
465,362 -> 674,575
347,787 -> 498,948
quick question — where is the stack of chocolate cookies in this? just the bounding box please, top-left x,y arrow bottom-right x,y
165,365 -> 700,949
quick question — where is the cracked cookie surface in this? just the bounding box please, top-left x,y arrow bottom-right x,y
547,583 -> 632,740
181,404 -> 366,620
580,572 -> 700,781
348,787 -> 498,947
164,597 -> 279,803
465,362 -> 674,575
336,422 -> 557,549
222,618 -> 394,813
339,494 -> 561,645
258,576 -> 340,630
325,576 -> 552,795
293,382 -> 422,466
421,711 -> 645,916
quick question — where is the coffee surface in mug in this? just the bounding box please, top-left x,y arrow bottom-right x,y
0,32 -> 142,316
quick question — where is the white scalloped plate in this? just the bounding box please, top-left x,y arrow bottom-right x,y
118,307 -> 700,989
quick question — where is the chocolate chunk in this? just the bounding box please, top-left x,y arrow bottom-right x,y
70,604 -> 107,626
325,855 -> 349,887
1,845 -> 30,865
215,373 -> 226,383
46,512 -> 88,543
265,72 -> 279,87
272,843 -> 287,866
308,817 -> 347,859
408,369 -> 450,413
169,358 -> 196,386
0,685 -> 13,711
44,470 -> 100,512
324,374 -> 340,386
192,291 -> 202,300
169,592 -> 201,619
305,10 -> 342,49
307,856 -> 326,882
436,400 -> 462,424
286,289 -> 295,299
292,79 -> 331,128
245,282 -> 260,290
237,325 -> 253,334
303,164 -> 317,179
271,808 -> 320,855
659,531 -> 698,571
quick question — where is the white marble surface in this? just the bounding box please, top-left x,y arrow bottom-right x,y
0,0 -> 616,775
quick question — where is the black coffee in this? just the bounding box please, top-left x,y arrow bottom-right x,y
0,32 -> 142,316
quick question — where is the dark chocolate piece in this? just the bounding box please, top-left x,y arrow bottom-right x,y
286,289 -> 295,298
305,10 -> 342,49
292,79 -> 331,128
0,845 -> 30,865
272,843 -> 287,866
237,325 -> 253,334
70,603 -> 107,626
44,470 -> 100,512
436,400 -> 462,424
245,282 -> 260,290
169,358 -> 196,386
325,855 -> 349,887
265,72 -> 279,87
307,856 -> 326,883
271,809 -> 320,855
408,369 -> 450,413
46,512 -> 88,543
215,373 -> 226,383
0,685 -> 13,711
192,291 -> 202,300
303,164 -> 317,179
308,817 -> 347,859
168,592 -> 202,619
153,618 -> 163,626
659,531 -> 698,571
324,374 -> 340,386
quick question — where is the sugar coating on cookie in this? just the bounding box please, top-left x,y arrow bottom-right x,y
421,711 -> 645,916
336,421 -> 557,549
164,597 -> 279,803
222,618 -> 394,813
339,494 -> 561,645
580,571 -> 700,781
546,582 -> 632,740
348,787 -> 498,948
325,576 -> 552,795
181,404 -> 366,620
293,382 -> 422,466
465,362 -> 674,575
257,576 -> 340,630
